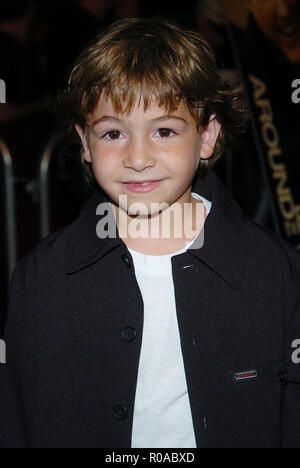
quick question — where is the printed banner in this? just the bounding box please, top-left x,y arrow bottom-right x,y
222,0 -> 300,247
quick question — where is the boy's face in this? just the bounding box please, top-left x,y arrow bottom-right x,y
76,93 -> 221,217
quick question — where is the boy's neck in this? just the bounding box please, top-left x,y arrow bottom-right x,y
111,196 -> 207,256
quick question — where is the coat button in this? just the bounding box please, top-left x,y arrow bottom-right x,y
121,253 -> 131,269
113,404 -> 128,420
121,327 -> 137,342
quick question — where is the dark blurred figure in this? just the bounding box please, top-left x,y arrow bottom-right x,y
243,0 -> 300,196
0,0 -> 52,142
197,0 -> 237,70
38,0 -> 198,94
246,0 -> 300,64
0,1 -> 50,124
216,0 -> 300,237
0,0 -> 53,289
115,0 -> 138,17
39,0 -> 119,93
242,0 -> 300,124
0,0 -> 52,335
138,0 -> 198,29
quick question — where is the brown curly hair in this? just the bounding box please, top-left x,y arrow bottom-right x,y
56,17 -> 248,187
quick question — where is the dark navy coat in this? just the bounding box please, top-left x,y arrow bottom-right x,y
1,170 -> 300,448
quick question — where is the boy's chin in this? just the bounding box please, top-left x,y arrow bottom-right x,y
114,201 -> 167,218
124,206 -> 163,218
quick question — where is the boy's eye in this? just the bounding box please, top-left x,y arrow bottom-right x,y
103,130 -> 122,140
156,128 -> 176,138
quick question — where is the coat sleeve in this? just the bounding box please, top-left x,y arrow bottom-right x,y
280,240 -> 300,448
0,260 -> 38,448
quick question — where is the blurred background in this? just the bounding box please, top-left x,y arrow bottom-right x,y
1,0 -> 300,336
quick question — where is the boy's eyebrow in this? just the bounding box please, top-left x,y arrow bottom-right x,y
152,115 -> 187,124
91,114 -> 187,127
91,116 -> 123,126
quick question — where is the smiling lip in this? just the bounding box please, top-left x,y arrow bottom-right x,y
122,179 -> 163,184
121,179 -> 165,193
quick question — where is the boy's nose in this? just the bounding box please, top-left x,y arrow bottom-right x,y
123,139 -> 156,171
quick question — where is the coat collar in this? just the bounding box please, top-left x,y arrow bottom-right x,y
66,170 -> 250,290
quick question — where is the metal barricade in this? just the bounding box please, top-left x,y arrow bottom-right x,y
39,131 -> 64,239
0,138 -> 17,283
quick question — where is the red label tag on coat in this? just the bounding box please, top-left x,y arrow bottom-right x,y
234,370 -> 258,382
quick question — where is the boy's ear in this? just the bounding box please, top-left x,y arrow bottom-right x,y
200,114 -> 222,160
75,123 -> 91,163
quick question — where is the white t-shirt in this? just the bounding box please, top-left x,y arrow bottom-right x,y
128,193 -> 212,448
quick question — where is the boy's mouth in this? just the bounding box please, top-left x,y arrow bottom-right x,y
121,179 -> 165,193
122,179 -> 164,184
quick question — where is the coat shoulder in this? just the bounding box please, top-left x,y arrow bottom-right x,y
10,220 -> 77,297
243,214 -> 300,283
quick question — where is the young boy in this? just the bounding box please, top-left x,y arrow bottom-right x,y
1,17 -> 300,449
